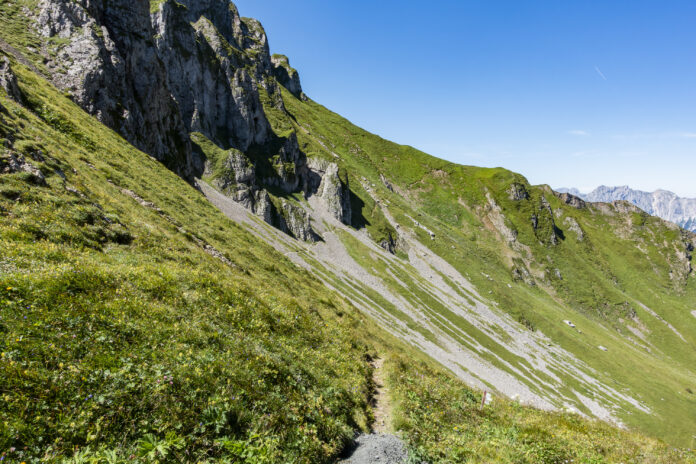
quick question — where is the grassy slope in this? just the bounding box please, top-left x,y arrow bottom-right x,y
0,60 -> 377,463
280,90 -> 696,447
0,12 -> 694,463
1,56 -> 694,464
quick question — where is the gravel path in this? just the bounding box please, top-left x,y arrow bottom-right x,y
337,434 -> 408,464
371,358 -> 391,434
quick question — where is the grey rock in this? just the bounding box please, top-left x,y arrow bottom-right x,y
151,0 -> 272,154
379,234 -> 397,254
554,191 -> 586,209
33,0 -> 192,177
29,0 -> 321,242
231,184 -> 275,225
308,158 -> 351,224
563,216 -> 584,242
380,173 -> 394,192
0,57 -> 22,102
485,192 -> 518,244
508,182 -> 529,201
223,150 -> 256,187
512,265 -> 535,286
0,151 -> 46,184
263,132 -> 308,193
271,54 -> 305,99
556,187 -> 583,197
277,199 -> 318,242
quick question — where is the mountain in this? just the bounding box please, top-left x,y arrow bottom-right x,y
559,186 -> 696,232
1,1 -> 696,462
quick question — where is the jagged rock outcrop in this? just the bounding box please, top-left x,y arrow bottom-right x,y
555,191 -> 586,209
277,199 -> 317,242
0,57 -> 22,102
508,183 -> 529,201
563,216 -> 584,242
271,54 -> 305,99
308,158 -> 351,224
26,0 -> 350,243
484,192 -> 518,245
261,132 -> 308,193
379,233 -> 397,254
379,173 -> 394,192
0,150 -> 45,185
532,197 -> 560,245
151,0 -> 273,155
33,0 -> 192,177
512,263 -> 536,286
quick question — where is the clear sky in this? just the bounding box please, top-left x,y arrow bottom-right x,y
234,0 -> 696,197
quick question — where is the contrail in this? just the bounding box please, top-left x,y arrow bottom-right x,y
595,66 -> 607,81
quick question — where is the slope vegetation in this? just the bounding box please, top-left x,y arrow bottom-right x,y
0,0 -> 695,462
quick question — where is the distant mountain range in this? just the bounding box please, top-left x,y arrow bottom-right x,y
557,186 -> 696,232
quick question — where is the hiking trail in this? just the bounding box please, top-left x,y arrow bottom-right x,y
337,357 -> 410,464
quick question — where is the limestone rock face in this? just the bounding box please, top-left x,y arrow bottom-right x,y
151,0 -> 272,154
308,159 -> 351,224
508,183 -> 529,201
262,133 -> 308,193
271,54 -> 305,99
532,197 -> 560,246
485,192 -> 518,245
563,216 -> 584,242
554,192 -> 586,210
277,200 -> 317,242
27,0 -> 337,242
33,0 -> 192,177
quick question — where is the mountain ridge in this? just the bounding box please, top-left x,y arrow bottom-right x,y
557,185 -> 696,232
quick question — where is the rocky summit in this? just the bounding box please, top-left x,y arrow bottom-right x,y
1,1 -> 696,463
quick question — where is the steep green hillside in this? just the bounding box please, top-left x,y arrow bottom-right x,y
1,0 -> 696,461
1,53 -> 694,463
277,90 -> 696,445
0,60 -> 376,462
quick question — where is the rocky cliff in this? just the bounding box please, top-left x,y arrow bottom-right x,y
28,0 -> 352,242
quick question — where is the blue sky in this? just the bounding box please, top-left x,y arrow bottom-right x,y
234,1 -> 696,197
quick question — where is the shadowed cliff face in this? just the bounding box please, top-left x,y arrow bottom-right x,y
31,0 -> 352,241
34,0 -> 192,177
